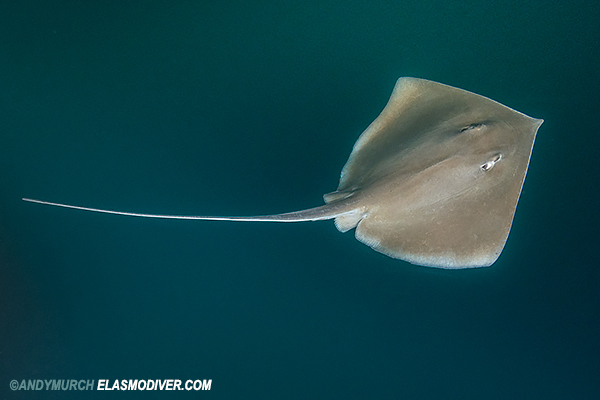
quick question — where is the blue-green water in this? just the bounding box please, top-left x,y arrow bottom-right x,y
2,1 -> 599,398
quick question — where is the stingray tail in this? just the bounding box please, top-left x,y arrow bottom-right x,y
21,197 -> 358,223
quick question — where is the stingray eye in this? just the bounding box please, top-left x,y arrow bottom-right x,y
460,123 -> 485,133
481,153 -> 502,172
481,161 -> 494,171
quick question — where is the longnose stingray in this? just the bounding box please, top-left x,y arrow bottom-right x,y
23,78 -> 542,268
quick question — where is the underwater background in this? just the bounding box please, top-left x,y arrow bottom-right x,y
1,0 -> 599,398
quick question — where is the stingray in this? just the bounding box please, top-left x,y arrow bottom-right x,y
23,78 -> 542,268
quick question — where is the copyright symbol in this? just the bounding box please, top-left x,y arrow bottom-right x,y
10,380 -> 19,390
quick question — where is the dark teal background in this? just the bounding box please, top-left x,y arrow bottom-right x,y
2,1 -> 599,399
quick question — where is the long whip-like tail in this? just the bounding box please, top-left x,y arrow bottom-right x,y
21,197 -> 355,223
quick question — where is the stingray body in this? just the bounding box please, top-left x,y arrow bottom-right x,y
24,78 -> 542,268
